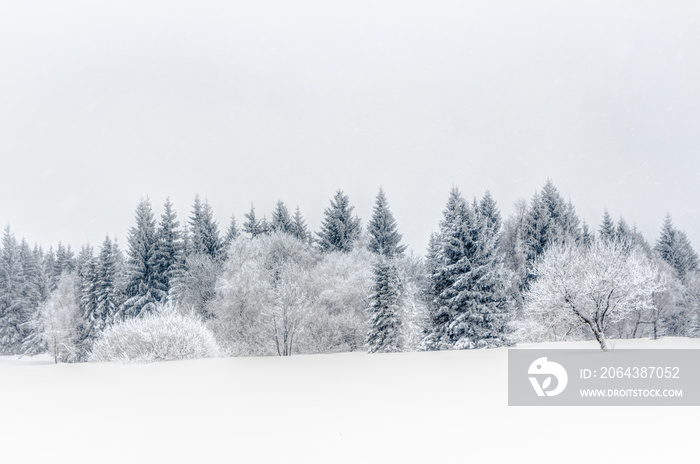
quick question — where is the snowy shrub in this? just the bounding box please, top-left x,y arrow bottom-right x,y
89,305 -> 220,363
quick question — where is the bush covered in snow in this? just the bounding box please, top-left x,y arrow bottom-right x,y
89,305 -> 221,363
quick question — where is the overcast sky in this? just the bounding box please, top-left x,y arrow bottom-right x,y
1,0 -> 698,253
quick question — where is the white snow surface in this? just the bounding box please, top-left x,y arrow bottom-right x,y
2,338 -> 698,463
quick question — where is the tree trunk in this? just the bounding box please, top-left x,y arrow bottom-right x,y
592,330 -> 609,351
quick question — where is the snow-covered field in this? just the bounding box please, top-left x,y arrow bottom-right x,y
2,338 -> 698,463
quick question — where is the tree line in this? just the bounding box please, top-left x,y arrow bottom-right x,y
0,180 -> 698,361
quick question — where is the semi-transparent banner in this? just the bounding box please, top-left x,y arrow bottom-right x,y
508,349 -> 700,406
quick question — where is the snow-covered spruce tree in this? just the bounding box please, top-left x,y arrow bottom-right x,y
243,204 -> 263,238
521,180 -> 581,286
366,256 -> 402,353
290,206 -> 310,243
0,226 -> 30,355
189,195 -> 223,261
524,240 -> 662,350
155,198 -> 183,296
581,222 -> 594,248
422,188 -> 511,350
44,247 -> 58,291
316,190 -> 362,253
367,188 -> 407,258
55,242 -> 76,276
75,245 -> 100,360
655,214 -> 699,282
599,209 -> 616,243
223,213 -> 240,249
271,200 -> 294,235
365,188 -> 406,353
19,240 -> 41,312
478,190 -> 502,238
259,216 -> 271,236
422,189 -> 467,350
121,198 -> 165,319
95,236 -> 121,329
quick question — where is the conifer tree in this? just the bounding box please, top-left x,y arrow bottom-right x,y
0,226 -> 29,354
316,190 -> 362,253
655,214 -> 699,281
22,246 -> 53,356
271,201 -> 294,235
19,239 -> 42,320
367,188 -> 406,257
121,198 -> 164,318
290,207 -> 309,243
95,236 -> 121,329
223,214 -> 240,247
522,192 -> 549,265
44,247 -> 58,291
478,190 -> 502,235
423,188 -> 511,350
243,205 -> 263,238
522,180 -> 581,284
581,222 -> 594,248
155,198 -> 183,294
366,256 -> 402,353
422,188 -> 468,349
56,242 -> 76,275
76,244 -> 98,360
599,210 -> 616,243
260,216 -> 271,236
189,195 -> 222,260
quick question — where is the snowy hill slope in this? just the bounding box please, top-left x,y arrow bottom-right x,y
1,338 -> 698,463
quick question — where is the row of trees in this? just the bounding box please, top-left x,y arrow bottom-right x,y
1,181 -> 698,360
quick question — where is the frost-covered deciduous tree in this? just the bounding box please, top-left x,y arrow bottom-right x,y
170,253 -> 222,320
305,247 -> 373,353
395,252 -> 430,351
524,240 -> 663,350
209,233 -> 318,356
265,264 -> 312,356
35,273 -> 83,363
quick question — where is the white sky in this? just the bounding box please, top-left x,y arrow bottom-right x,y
1,0 -> 699,253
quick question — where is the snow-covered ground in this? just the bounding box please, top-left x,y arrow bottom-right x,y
2,338 -> 698,463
